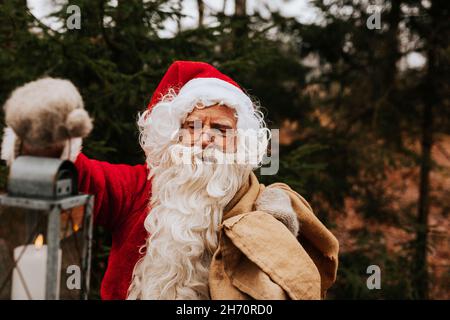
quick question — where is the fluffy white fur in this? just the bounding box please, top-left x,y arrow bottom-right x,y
176,78 -> 255,117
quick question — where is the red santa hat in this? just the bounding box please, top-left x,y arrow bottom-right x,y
147,61 -> 256,125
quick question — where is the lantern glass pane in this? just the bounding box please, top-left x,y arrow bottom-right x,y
0,203 -> 89,300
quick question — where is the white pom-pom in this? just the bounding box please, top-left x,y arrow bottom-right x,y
66,109 -> 93,138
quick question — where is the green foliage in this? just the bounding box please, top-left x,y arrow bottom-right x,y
330,233 -> 416,300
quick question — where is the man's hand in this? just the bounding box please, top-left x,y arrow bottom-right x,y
21,141 -> 65,158
255,187 -> 300,236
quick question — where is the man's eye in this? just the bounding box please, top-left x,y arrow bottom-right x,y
212,126 -> 230,134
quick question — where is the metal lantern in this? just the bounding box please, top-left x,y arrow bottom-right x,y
0,156 -> 94,300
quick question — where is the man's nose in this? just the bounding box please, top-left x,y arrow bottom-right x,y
200,128 -> 214,149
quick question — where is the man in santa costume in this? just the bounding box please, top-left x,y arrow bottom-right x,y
1,61 -> 339,300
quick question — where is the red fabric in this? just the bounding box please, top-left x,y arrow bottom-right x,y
148,60 -> 242,110
75,153 -> 151,300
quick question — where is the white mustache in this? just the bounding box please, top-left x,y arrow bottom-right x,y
169,144 -> 236,165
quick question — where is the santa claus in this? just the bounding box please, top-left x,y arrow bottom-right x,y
1,61 -> 339,300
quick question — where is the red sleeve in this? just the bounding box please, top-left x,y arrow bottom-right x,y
74,153 -> 151,231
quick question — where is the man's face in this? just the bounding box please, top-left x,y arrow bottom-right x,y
179,104 -> 237,153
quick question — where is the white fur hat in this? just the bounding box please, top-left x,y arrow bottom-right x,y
1,77 -> 90,164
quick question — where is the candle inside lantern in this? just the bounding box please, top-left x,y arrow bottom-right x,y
11,234 -> 62,300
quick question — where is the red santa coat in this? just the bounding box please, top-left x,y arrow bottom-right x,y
75,153 -> 151,300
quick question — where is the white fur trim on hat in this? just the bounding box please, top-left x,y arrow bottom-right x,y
177,78 -> 254,111
165,77 -> 261,131
1,126 -> 82,165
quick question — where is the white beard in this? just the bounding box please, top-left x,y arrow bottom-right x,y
127,144 -> 251,300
